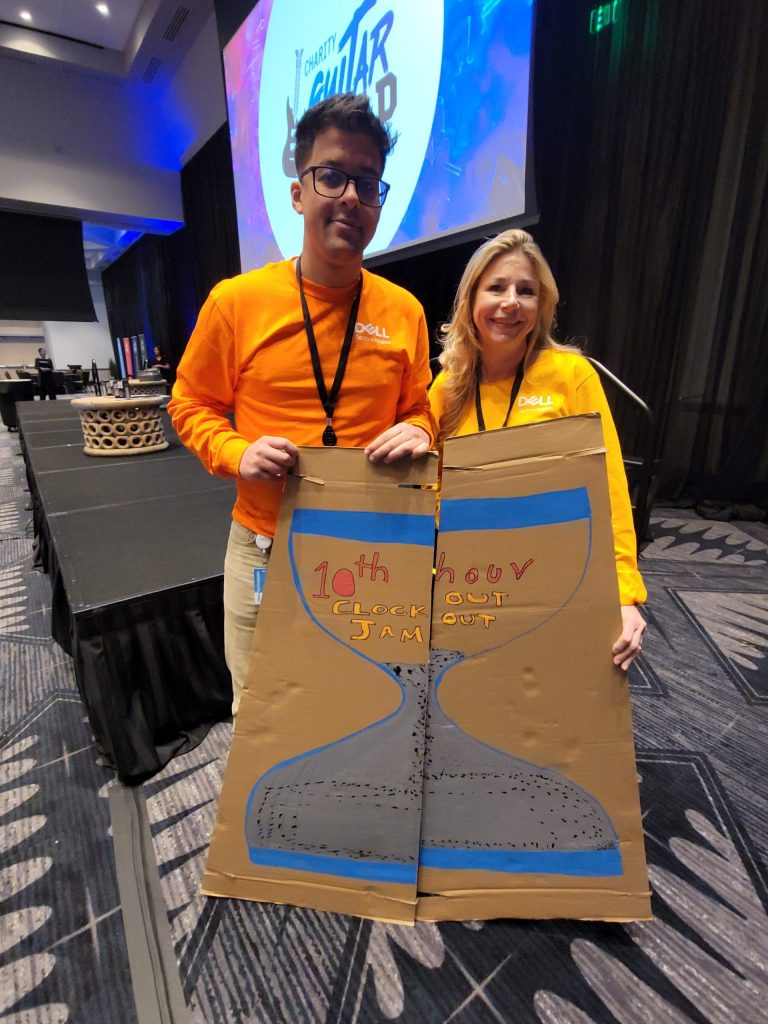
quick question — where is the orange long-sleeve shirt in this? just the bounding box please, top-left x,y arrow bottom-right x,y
169,260 -> 434,537
429,350 -> 647,606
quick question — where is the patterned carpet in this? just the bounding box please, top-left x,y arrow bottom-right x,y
1,424 -> 767,1023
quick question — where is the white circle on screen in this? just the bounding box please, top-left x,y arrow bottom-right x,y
258,0 -> 444,260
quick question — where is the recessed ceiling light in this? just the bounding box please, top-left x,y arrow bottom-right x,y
19,10 -> 32,21
96,2 -> 110,14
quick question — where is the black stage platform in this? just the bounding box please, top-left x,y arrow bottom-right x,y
17,401 -> 235,782
23,428 -> 91,447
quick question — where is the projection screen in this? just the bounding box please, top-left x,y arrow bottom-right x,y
224,0 -> 537,272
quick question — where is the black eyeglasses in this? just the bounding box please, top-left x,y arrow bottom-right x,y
298,165 -> 390,208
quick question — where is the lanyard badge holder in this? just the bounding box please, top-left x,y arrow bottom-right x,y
296,256 -> 363,446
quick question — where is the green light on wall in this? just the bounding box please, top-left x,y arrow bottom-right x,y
590,0 -> 621,34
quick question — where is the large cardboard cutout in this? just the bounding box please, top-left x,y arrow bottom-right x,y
202,417 -> 651,923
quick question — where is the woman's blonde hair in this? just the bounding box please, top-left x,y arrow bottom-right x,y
436,229 -> 577,440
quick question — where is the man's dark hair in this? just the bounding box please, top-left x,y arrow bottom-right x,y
294,93 -> 395,175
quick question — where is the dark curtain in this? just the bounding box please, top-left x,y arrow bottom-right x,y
102,123 -> 240,371
179,123 -> 241,327
0,212 -> 95,321
102,232 -> 186,370
214,0 -> 257,48
532,0 -> 768,507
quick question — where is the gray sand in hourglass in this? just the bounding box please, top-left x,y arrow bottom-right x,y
418,649 -> 620,875
245,662 -> 430,882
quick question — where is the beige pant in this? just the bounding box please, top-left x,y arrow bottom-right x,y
223,519 -> 271,715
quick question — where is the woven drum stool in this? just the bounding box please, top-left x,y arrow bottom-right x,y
126,378 -> 168,397
71,396 -> 169,456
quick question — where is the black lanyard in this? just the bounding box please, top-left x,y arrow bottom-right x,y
296,256 -> 363,446
474,361 -> 525,432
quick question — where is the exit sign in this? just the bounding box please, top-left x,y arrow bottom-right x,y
590,0 -> 621,34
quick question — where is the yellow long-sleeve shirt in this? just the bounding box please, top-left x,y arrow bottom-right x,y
429,350 -> 647,605
169,259 -> 434,538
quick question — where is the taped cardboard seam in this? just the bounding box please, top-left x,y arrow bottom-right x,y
291,474 -> 439,491
202,872 -> 420,925
414,885 -> 652,899
202,870 -> 418,907
443,446 -> 608,472
292,447 -> 439,487
414,890 -> 653,923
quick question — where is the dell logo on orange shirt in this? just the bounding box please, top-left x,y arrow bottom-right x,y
355,322 -> 391,341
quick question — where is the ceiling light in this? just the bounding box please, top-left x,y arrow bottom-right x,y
19,10 -> 32,21
96,2 -> 110,14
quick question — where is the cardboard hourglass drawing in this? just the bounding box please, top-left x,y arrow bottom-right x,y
202,417 -> 651,923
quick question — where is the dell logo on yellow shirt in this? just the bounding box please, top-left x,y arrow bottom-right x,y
518,395 -> 554,408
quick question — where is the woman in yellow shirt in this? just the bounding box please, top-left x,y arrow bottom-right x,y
429,229 -> 647,669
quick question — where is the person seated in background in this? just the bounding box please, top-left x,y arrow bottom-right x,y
429,228 -> 647,670
34,347 -> 56,400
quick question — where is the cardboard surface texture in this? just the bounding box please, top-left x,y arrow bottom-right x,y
202,419 -> 651,923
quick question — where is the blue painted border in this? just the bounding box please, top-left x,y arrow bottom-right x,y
291,508 -> 435,545
247,846 -> 417,884
246,844 -> 622,880
419,845 -> 623,876
440,488 -> 591,532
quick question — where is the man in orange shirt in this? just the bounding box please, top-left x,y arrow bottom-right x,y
169,93 -> 434,712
